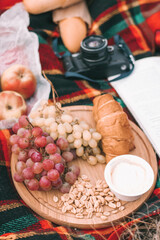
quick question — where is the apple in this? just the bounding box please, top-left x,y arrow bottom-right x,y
0,91 -> 27,120
1,64 -> 37,99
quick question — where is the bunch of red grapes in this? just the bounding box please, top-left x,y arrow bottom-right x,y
10,115 -> 80,193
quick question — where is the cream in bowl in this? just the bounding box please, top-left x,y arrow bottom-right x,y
104,154 -> 154,201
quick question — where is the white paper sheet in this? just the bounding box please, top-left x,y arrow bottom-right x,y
110,56 -> 160,157
0,3 -> 51,129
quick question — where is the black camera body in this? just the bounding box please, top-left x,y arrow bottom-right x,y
62,35 -> 132,80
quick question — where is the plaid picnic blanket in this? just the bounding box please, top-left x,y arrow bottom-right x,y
1,0 -> 160,239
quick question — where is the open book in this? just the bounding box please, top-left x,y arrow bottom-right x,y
110,56 -> 160,157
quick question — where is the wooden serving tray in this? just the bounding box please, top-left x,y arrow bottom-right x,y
11,106 -> 158,229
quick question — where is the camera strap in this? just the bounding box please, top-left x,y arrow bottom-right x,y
107,34 -> 135,82
52,35 -> 135,83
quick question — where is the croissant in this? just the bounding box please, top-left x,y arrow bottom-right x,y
93,94 -> 135,163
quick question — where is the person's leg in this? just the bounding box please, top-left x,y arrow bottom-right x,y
23,0 -> 92,52
23,0 -> 82,14
59,17 -> 87,53
53,1 -> 92,53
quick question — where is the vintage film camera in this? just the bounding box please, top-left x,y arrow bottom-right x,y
62,35 -> 134,80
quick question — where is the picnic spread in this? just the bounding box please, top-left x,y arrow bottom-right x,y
1,0 -> 160,239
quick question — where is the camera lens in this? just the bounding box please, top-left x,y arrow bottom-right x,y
81,35 -> 108,62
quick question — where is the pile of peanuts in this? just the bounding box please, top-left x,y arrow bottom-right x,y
53,175 -> 125,221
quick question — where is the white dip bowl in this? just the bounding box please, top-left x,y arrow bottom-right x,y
104,154 -> 154,201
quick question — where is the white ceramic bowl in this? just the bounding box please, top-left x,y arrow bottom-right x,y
104,154 -> 154,201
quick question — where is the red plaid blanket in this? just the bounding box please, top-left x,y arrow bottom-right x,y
1,1 -> 160,239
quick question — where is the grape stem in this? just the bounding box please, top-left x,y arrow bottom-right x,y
26,117 -> 34,128
42,71 -> 57,105
42,71 -> 63,114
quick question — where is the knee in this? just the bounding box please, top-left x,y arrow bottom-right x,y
23,0 -> 48,14
23,0 -> 38,14
59,17 -> 88,53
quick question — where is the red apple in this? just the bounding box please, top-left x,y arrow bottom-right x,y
0,91 -> 27,120
1,64 -> 37,99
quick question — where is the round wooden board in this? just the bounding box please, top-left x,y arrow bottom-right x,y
11,105 -> 158,229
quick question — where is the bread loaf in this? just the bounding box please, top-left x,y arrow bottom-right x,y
93,94 -> 135,163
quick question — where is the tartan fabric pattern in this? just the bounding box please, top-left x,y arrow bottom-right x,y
89,0 -> 160,59
1,0 -> 160,239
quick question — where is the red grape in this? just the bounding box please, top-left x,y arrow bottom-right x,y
39,176 -> 51,190
12,122 -> 20,133
42,131 -> 49,137
26,158 -> 34,167
42,159 -> 54,171
16,161 -> 26,173
32,126 -> 43,137
32,162 -> 43,174
17,128 -> 27,137
22,167 -> 35,179
46,136 -> 54,144
52,177 -> 63,189
34,136 -> 47,148
65,171 -> 77,185
68,165 -> 80,177
70,149 -> 77,160
49,153 -> 62,164
9,134 -> 20,145
41,170 -> 47,177
56,146 -> 61,154
62,151 -> 74,162
14,172 -> 24,182
45,143 -> 57,154
56,137 -> 69,151
17,150 -> 28,162
23,129 -> 32,139
55,163 -> 64,175
59,182 -> 71,193
31,151 -> 42,162
60,157 -> 66,165
18,137 -> 30,149
11,144 -> 20,155
47,169 -> 60,181
27,178 -> 39,191
28,148 -> 37,158
18,115 -> 29,128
